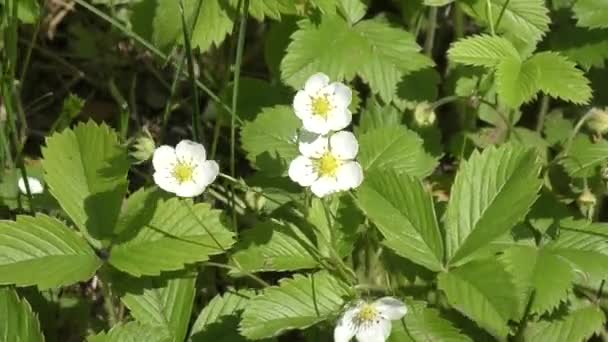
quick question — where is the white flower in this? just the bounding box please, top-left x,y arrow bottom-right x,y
17,176 -> 44,195
293,73 -> 353,135
288,130 -> 363,198
334,297 -> 408,342
152,140 -> 219,197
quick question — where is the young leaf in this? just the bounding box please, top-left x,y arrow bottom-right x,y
560,136 -> 608,178
495,57 -> 539,108
356,169 -> 444,271
448,34 -> 520,68
573,0 -> 608,29
524,305 -> 606,342
240,105 -> 301,176
358,126 -> 438,178
281,16 -> 432,102
239,271 -> 352,339
109,190 -> 235,276
42,121 -> 130,241
0,214 -> 101,289
88,322 -> 171,342
500,246 -> 574,317
189,290 -> 254,342
388,300 -> 472,342
445,144 -> 542,266
0,288 -> 44,342
119,272 -> 196,342
438,258 -> 519,338
230,220 -> 319,273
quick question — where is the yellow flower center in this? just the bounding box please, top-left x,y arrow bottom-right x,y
311,95 -> 332,118
172,162 -> 194,184
316,153 -> 341,177
357,304 -> 379,323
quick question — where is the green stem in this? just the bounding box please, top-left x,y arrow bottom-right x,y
101,280 -> 118,326
454,4 -> 465,39
486,0 -> 496,35
423,7 -> 438,56
161,55 -> 186,142
494,0 -> 511,30
179,0 -> 202,141
320,199 -> 357,285
230,0 -> 250,237
564,110 -> 595,157
536,95 -> 549,133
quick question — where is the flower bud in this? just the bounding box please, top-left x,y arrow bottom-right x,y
586,107 -> 608,135
577,189 -> 597,219
130,127 -> 156,164
414,102 -> 436,127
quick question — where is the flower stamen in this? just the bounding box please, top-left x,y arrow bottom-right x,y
172,162 -> 194,184
316,152 -> 341,177
311,95 -> 332,118
355,303 -> 379,325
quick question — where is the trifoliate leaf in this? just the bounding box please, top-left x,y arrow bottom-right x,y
524,305 -> 606,342
131,0 -> 234,53
438,258 -> 519,338
445,144 -> 542,266
388,300 -> 472,342
526,52 -> 592,105
0,288 -> 44,342
230,220 -> 319,273
495,57 -> 539,108
358,126 -> 438,178
500,246 -> 574,317
448,35 -> 520,68
560,136 -> 608,178
88,322 -> 172,342
0,214 -> 101,290
281,16 -> 433,102
118,272 -> 196,342
239,271 -> 352,339
461,0 -> 550,47
189,290 -> 254,342
240,105 -> 301,176
573,0 -> 608,29
357,168 -> 444,271
109,189 -> 235,276
42,121 -> 129,242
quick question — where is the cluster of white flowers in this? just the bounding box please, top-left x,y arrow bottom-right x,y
288,73 -> 364,198
334,297 -> 408,342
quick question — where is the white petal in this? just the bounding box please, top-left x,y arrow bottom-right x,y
175,182 -> 206,198
194,160 -> 219,187
327,108 -> 352,132
153,170 -> 179,194
374,297 -> 408,320
336,161 -> 364,191
334,306 -> 359,342
288,156 -> 318,187
153,145 -> 177,172
330,131 -> 359,160
310,176 -> 339,198
293,91 -> 313,120
302,115 -> 331,135
17,176 -> 44,195
329,82 -> 352,108
175,140 -> 207,164
355,319 -> 391,342
298,130 -> 329,158
304,73 -> 330,94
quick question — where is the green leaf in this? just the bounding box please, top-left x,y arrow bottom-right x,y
438,258 -> 519,338
462,0 -> 550,46
281,16 -> 433,102
15,0 -> 39,24
445,144 -> 542,265
240,105 -> 301,176
357,169 -> 444,271
337,0 -> 367,24
119,272 -> 196,342
543,111 -> 573,146
42,121 -> 130,241
560,136 -> 608,178
388,300 -> 472,342
109,190 -> 235,276
88,322 -> 172,342
500,246 -> 574,317
131,0 -> 234,53
495,57 -> 539,108
424,0 -> 455,6
238,0 -> 297,20
230,220 -> 318,273
307,196 -> 361,259
549,25 -> 608,69
526,52 -> 592,105
573,0 -> 608,29
0,214 -> 101,290
189,290 -> 254,342
219,78 -> 290,123
239,271 -> 352,339
448,34 -> 520,68
358,100 -> 403,134
0,288 -> 44,342
358,126 -> 438,178
524,306 -> 606,342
